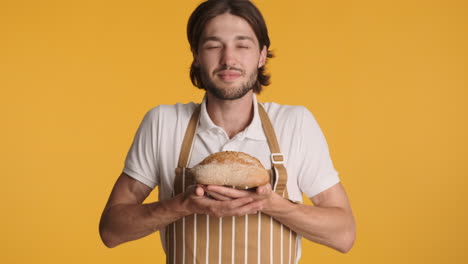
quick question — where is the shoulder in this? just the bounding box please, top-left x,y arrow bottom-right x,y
260,102 -> 325,145
260,102 -> 317,126
142,102 -> 199,122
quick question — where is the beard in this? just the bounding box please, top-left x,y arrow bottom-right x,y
200,66 -> 258,100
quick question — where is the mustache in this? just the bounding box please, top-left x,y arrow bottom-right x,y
214,66 -> 244,74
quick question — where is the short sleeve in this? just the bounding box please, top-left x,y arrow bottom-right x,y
123,107 -> 160,189
297,107 -> 340,198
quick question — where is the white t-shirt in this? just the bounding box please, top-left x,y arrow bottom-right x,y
123,95 -> 340,257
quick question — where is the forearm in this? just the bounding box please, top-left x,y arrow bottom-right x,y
263,195 -> 355,253
99,194 -> 189,248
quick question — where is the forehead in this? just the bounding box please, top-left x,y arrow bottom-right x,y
202,13 -> 258,43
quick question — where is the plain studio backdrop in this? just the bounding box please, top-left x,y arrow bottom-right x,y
1,0 -> 467,263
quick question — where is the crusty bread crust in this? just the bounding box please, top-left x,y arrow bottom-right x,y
192,151 -> 269,188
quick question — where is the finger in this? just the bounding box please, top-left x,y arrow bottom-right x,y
229,200 -> 263,216
221,196 -> 254,210
206,185 -> 252,199
198,185 -> 231,200
206,191 -> 232,201
206,198 -> 265,217
193,197 -> 250,217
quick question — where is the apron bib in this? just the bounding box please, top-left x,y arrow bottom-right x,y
165,103 -> 298,264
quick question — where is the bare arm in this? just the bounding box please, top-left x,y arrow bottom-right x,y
99,173 -> 187,248
263,183 -> 355,253
205,182 -> 356,253
99,173 -> 261,248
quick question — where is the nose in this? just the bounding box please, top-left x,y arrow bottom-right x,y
220,46 -> 237,67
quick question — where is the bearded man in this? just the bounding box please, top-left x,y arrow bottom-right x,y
99,1 -> 355,263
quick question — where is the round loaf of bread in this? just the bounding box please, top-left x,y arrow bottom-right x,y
192,151 -> 269,188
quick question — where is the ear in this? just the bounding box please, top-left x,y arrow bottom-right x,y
258,45 -> 267,68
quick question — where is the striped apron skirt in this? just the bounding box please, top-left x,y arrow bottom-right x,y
165,103 -> 299,264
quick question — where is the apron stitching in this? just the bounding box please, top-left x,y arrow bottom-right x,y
294,235 -> 298,264
182,169 -> 186,264
182,216 -> 186,264
257,212 -> 261,264
245,214 -> 248,264
206,215 -> 210,264
218,218 -> 222,264
232,216 -> 235,264
173,223 -> 176,264
269,217 -> 273,264
280,224 -> 283,264
288,229 -> 292,264
194,214 -> 197,264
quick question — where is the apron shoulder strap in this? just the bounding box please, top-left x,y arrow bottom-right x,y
257,103 -> 288,196
177,104 -> 201,168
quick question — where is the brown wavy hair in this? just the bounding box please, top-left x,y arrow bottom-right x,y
187,0 -> 274,94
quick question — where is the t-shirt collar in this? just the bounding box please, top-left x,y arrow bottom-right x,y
197,94 -> 266,141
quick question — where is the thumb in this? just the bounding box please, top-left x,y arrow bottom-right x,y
195,185 -> 205,197
257,184 -> 271,195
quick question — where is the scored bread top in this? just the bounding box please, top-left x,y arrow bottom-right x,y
193,151 -> 269,188
199,151 -> 264,168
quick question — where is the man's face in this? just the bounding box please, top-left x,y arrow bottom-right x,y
195,13 -> 267,100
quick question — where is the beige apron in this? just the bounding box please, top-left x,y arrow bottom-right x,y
165,103 -> 298,264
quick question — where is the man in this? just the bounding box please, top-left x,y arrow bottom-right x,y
99,0 -> 355,263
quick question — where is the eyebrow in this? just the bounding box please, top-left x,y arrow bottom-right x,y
201,35 -> 256,44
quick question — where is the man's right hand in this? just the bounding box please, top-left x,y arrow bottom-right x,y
180,184 -> 261,218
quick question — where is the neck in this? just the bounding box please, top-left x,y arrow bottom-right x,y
205,91 -> 254,139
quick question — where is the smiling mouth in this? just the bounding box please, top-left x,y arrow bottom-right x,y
217,70 -> 242,82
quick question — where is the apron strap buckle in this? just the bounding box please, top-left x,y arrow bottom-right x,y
271,153 -> 284,164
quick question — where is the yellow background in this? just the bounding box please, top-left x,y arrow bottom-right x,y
1,0 -> 467,263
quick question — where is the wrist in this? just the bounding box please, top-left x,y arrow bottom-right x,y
162,194 -> 192,217
262,192 -> 297,216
